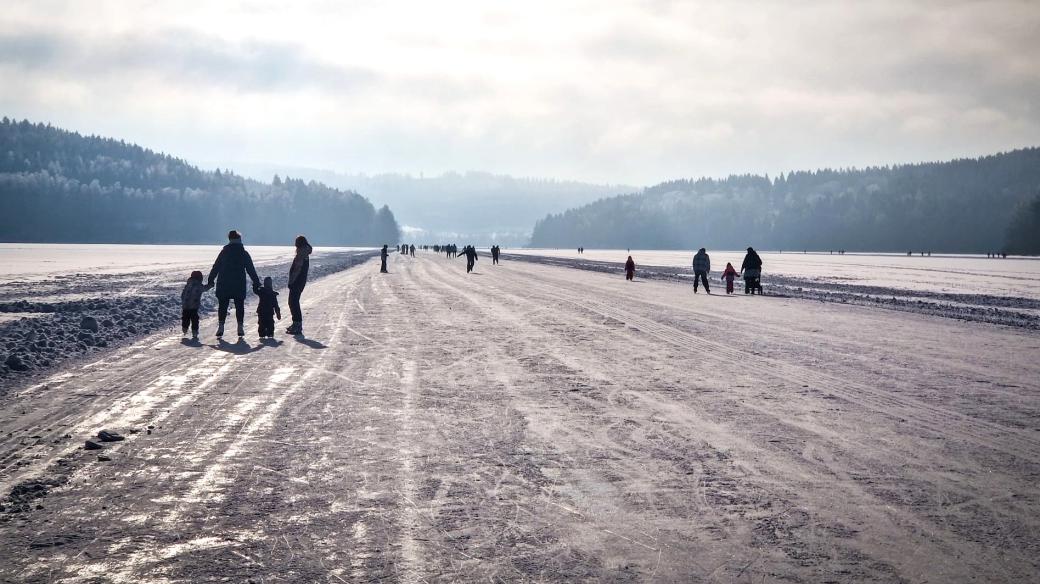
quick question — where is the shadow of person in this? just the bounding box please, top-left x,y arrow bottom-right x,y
260,338 -> 283,347
212,337 -> 263,355
180,338 -> 204,348
293,335 -> 327,349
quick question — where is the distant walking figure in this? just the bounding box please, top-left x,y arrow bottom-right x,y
286,235 -> 311,335
692,248 -> 711,294
625,256 -> 635,281
180,270 -> 205,339
720,262 -> 738,294
206,230 -> 261,338
491,245 -> 500,265
256,276 -> 281,339
410,244 -> 416,257
740,247 -> 763,295
459,245 -> 479,273
380,245 -> 390,273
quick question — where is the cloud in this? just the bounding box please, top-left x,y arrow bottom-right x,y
0,0 -> 1037,185
0,29 -> 376,93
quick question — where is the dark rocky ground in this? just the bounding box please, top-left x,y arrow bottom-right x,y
0,249 -> 378,394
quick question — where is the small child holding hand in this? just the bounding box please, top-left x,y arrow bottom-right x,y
180,270 -> 205,339
255,276 -> 281,339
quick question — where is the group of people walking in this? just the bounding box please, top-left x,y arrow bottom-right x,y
624,247 -> 764,295
182,233 -> 769,342
180,230 -> 311,340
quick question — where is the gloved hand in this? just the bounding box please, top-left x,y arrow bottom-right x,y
203,283 -> 214,291
253,284 -> 261,295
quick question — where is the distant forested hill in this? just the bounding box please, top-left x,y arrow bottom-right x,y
0,118 -> 400,245
530,149 -> 1040,253
228,162 -> 635,246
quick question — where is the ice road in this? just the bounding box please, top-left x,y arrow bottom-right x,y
0,252 -> 1038,583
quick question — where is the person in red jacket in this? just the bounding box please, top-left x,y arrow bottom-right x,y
720,262 -> 738,294
625,256 -> 635,281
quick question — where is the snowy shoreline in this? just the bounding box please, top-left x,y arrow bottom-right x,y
0,250 -> 378,394
500,252 -> 1040,330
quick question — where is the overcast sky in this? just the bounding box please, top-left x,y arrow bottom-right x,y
1,0 -> 1038,185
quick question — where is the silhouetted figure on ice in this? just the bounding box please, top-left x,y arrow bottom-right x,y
380,245 -> 390,273
625,256 -> 635,281
256,276 -> 281,339
740,247 -> 763,295
459,245 -> 479,273
207,230 -> 261,338
286,235 -> 311,335
692,248 -> 711,294
410,244 -> 416,257
720,262 -> 738,294
181,270 -> 205,339
491,245 -> 500,264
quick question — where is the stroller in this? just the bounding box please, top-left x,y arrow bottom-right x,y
743,268 -> 763,295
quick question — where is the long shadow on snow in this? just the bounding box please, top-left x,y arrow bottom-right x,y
211,339 -> 265,355
292,335 -> 327,350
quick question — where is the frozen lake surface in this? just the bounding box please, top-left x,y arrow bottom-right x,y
510,249 -> 1040,300
1,253 -> 1038,582
0,244 -> 375,280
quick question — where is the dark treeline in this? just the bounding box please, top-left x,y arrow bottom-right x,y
531,148 -> 1040,253
0,118 -> 400,245
1004,194 -> 1040,255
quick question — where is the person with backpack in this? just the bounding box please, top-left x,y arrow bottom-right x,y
206,230 -> 261,338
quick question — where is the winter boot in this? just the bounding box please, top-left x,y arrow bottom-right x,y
216,322 -> 225,337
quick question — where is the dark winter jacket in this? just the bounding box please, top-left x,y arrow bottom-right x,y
692,250 -> 711,273
459,246 -> 478,262
256,287 -> 281,320
625,258 -> 635,272
181,278 -> 204,310
207,240 -> 261,300
288,243 -> 312,290
741,250 -> 763,272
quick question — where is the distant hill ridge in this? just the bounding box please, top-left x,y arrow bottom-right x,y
530,148 -> 1040,254
0,118 -> 400,245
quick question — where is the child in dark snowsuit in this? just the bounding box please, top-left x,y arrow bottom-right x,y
181,271 -> 205,339
255,276 -> 281,339
625,256 -> 635,281
720,262 -> 738,294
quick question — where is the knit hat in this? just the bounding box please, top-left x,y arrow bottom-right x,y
228,229 -> 241,241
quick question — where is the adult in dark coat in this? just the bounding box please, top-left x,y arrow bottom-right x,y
286,235 -> 312,335
625,256 -> 635,281
458,245 -> 479,273
206,230 -> 261,337
692,248 -> 711,294
380,245 -> 390,273
740,247 -> 763,295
